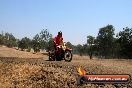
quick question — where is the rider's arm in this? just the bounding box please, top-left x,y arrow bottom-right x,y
53,37 -> 56,44
53,37 -> 59,46
61,39 -> 64,46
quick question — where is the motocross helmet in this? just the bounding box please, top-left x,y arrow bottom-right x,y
58,31 -> 62,36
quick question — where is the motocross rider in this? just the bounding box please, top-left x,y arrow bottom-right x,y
53,31 -> 65,51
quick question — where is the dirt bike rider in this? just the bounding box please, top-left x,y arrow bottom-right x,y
53,31 -> 65,59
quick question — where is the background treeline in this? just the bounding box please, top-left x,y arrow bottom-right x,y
0,25 -> 132,59
0,29 -> 53,52
71,25 -> 132,59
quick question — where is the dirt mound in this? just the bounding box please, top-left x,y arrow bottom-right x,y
0,58 -> 131,88
0,47 -> 132,88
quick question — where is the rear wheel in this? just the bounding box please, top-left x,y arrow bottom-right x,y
64,50 -> 72,62
48,51 -> 55,61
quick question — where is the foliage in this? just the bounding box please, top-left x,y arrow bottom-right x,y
18,37 -> 31,50
76,44 -> 83,56
31,34 -> 41,52
96,25 -> 115,58
117,27 -> 132,58
87,35 -> 95,59
31,29 -> 51,52
39,29 -> 51,49
1,25 -> 132,59
0,32 -> 17,47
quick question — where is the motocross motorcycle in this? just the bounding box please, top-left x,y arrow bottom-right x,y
48,43 -> 72,62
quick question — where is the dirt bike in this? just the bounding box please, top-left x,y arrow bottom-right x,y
48,44 -> 72,62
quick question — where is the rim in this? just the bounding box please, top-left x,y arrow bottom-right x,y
65,51 -> 72,61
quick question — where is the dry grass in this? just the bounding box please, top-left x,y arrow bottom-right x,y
0,46 -> 44,58
73,55 -> 132,74
0,46 -> 132,88
0,62 -> 41,88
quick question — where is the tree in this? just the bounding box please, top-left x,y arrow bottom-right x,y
32,34 -> 41,52
117,27 -> 132,58
0,34 -> 4,45
18,37 -> 31,51
31,29 -> 51,52
82,44 -> 89,55
39,29 -> 51,50
87,35 -> 95,59
4,32 -> 17,47
47,37 -> 54,51
97,25 -> 115,58
66,42 -> 73,48
76,44 -> 83,56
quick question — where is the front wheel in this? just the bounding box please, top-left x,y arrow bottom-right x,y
64,50 -> 72,62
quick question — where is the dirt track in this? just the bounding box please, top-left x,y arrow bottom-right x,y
0,46 -> 132,88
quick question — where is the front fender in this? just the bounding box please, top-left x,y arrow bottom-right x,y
65,48 -> 72,51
